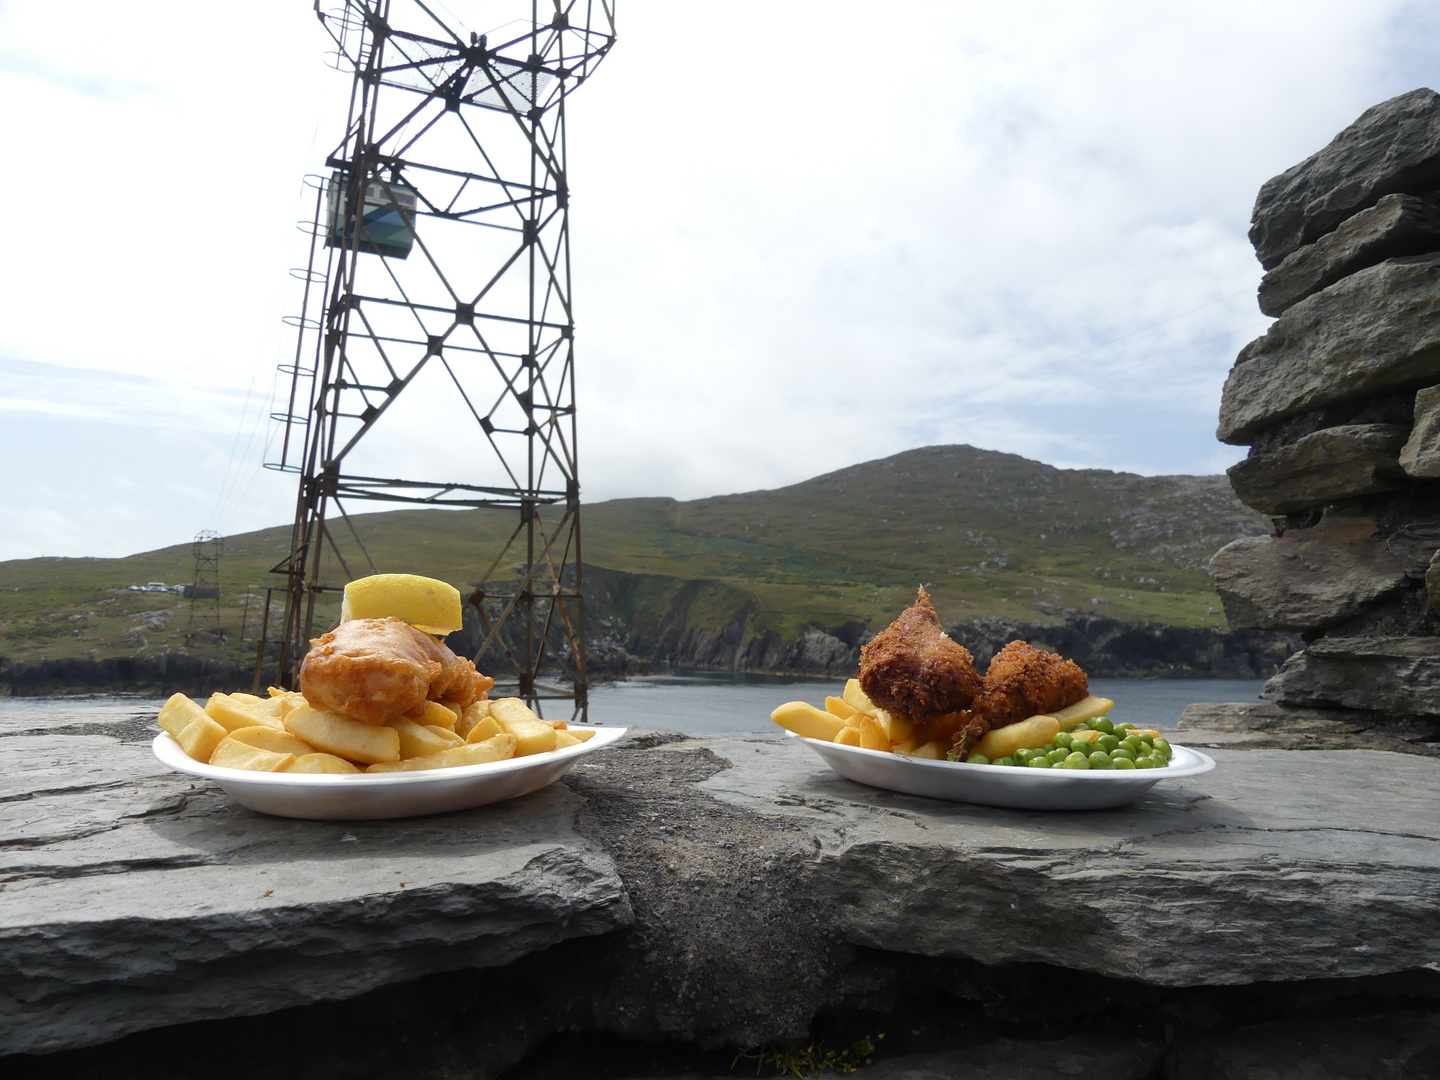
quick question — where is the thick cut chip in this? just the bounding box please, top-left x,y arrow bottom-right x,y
285,753 -> 361,774
175,714 -> 228,763
285,704 -> 401,764
1051,696 -> 1115,731
457,700 -> 491,739
490,698 -> 559,756
385,715 -> 457,759
770,701 -> 846,742
568,729 -> 595,743
825,696 -> 860,721
209,738 -> 296,772
465,715 -> 505,744
367,733 -> 517,772
424,725 -> 465,747
881,710 -> 912,743
842,679 -> 877,714
857,714 -> 891,752
972,714 -> 1061,760
341,573 -> 463,635
912,740 -> 947,759
834,725 -> 862,747
407,700 -> 460,730
157,693 -> 208,738
228,726 -> 316,757
554,729 -> 583,748
205,693 -> 285,732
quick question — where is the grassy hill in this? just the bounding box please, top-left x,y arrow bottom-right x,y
0,445 -> 1270,684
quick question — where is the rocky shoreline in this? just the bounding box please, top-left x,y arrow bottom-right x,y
1,613 -> 1295,697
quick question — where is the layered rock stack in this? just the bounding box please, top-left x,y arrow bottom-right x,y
1200,88 -> 1440,752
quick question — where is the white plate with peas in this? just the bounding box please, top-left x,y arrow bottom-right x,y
790,721 -> 1215,810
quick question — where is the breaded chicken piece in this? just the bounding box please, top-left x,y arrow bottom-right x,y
299,616 -> 493,724
971,640 -> 1088,730
858,587 -> 982,721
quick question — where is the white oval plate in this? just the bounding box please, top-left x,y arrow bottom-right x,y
153,724 -> 628,820
789,731 -> 1215,810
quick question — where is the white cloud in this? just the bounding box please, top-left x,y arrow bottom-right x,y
1,0 -> 1435,558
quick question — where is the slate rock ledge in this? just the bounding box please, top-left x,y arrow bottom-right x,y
2,715 -> 1439,1077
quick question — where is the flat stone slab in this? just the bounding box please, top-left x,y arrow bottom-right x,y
1263,635 -> 1440,714
1209,516 -> 1407,633
5,711 -> 1440,1060
1218,255 -> 1440,445
1258,193 -> 1440,316
1179,701 -> 1440,757
0,704 -> 632,1056
697,736 -> 1440,989
1226,424 -> 1408,515
1250,88 -> 1440,269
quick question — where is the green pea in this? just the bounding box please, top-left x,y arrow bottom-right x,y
1146,753 -> 1167,769
1110,748 -> 1135,762
1112,757 -> 1137,770
994,756 -> 1016,767
1014,748 -> 1034,763
1138,737 -> 1154,752
967,753 -> 990,765
1134,756 -> 1156,769
1046,748 -> 1069,764
1114,722 -> 1134,732
1062,752 -> 1091,769
1027,756 -> 1052,768
1073,721 -> 1091,731
1091,717 -> 1115,735
1088,750 -> 1114,769
1055,732 -> 1074,750
1121,735 -> 1144,753
1154,738 -> 1172,759
1097,734 -> 1121,753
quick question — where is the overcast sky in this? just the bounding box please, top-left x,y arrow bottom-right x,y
2,0 -> 1438,562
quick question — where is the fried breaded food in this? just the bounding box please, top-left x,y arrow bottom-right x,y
971,640 -> 1088,730
299,616 -> 493,724
858,587 -> 982,721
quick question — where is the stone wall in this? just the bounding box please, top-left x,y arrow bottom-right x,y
1209,87 -> 1440,740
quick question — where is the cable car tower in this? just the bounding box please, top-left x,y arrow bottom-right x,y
267,0 -> 616,718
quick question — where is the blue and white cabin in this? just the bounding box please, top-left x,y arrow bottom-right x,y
325,172 -> 418,259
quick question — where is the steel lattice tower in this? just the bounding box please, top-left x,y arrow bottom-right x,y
267,0 -> 615,718
186,530 -> 223,638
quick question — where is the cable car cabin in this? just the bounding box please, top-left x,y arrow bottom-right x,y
325,172 -> 418,259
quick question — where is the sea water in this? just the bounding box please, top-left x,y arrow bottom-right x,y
1,675 -> 1267,736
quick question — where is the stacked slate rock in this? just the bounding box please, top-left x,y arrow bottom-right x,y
1207,88 -> 1440,745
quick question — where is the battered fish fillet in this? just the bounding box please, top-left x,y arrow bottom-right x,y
971,640 -> 1088,730
858,587 -> 982,721
299,616 -> 494,724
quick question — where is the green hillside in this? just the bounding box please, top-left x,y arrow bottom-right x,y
0,445 -> 1267,677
